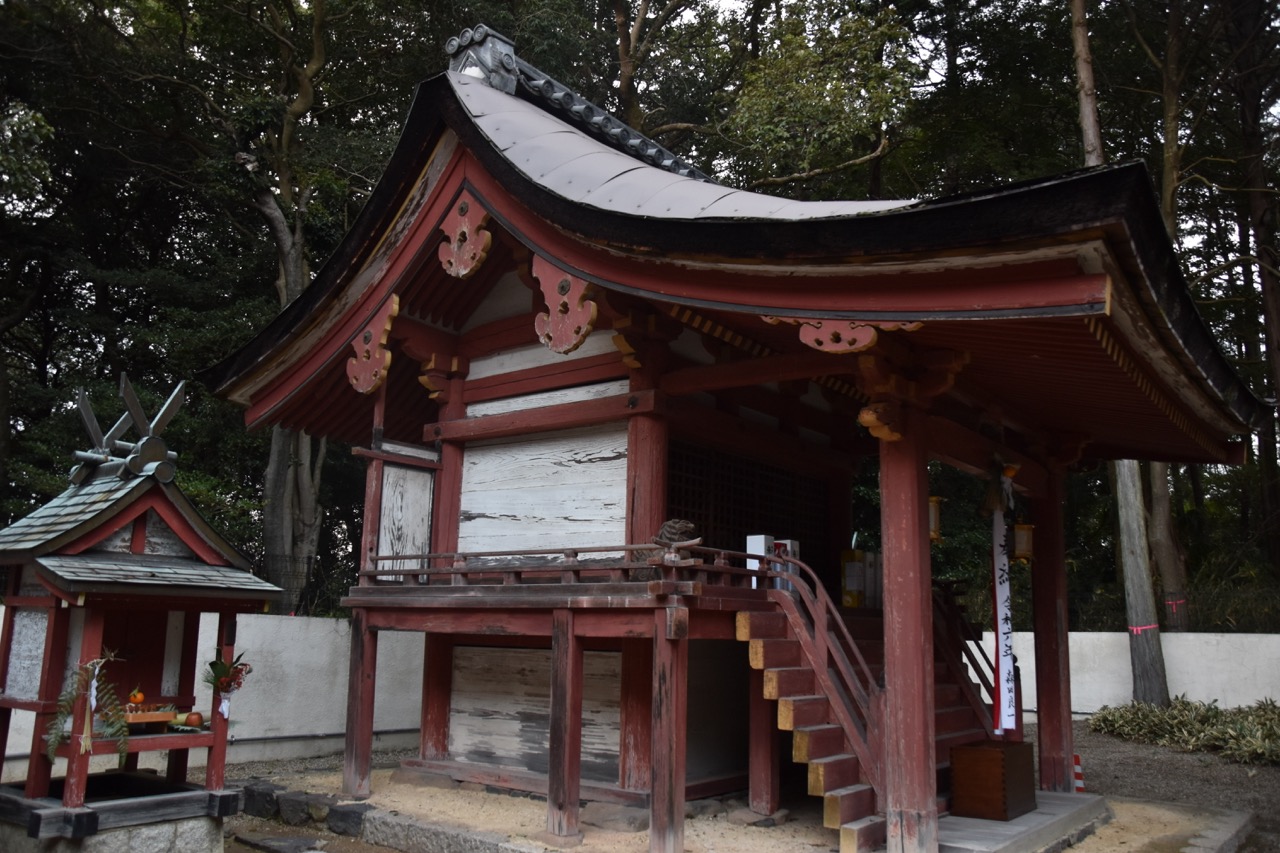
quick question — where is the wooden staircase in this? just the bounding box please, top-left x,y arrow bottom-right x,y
736,593 -> 993,852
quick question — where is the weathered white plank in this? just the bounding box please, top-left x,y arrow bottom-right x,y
468,331 -> 617,380
143,511 -> 197,558
449,647 -> 621,782
461,271 -> 535,332
458,424 -> 626,552
468,380 -> 630,418
3,609 -> 48,699
378,465 -> 434,578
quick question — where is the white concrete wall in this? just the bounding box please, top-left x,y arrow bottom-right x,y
980,631 -> 1280,714
1,612 -> 424,783
5,610 -> 1278,783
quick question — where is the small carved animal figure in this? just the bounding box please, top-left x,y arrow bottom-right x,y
630,519 -> 699,580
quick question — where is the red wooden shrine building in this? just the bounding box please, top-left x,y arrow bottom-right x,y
205,27 -> 1267,853
0,379 -> 280,844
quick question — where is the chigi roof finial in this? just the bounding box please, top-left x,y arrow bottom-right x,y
69,374 -> 183,485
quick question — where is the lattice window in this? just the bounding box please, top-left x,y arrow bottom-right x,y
668,441 -> 831,569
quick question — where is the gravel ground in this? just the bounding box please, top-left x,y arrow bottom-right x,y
222,719 -> 1280,852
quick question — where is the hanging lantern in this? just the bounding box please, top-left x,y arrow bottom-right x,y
1014,522 -> 1035,563
929,496 -> 943,542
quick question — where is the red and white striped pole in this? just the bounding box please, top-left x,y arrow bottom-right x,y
1073,754 -> 1086,792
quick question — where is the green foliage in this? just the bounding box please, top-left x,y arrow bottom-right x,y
1089,697 -> 1280,766
724,1 -> 916,195
45,658 -> 130,763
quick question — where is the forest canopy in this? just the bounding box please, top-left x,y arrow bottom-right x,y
1,0 -> 1276,627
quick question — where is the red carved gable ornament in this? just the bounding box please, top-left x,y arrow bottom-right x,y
347,295 -> 399,394
532,255 -> 598,354
438,192 -> 493,279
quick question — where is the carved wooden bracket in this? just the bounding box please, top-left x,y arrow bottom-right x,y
532,255 -> 598,354
418,353 -> 464,401
859,399 -> 904,441
856,350 -> 969,407
347,295 -> 399,394
762,316 -> 922,354
437,192 -> 492,279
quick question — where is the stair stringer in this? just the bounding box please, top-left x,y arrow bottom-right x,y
737,597 -> 887,851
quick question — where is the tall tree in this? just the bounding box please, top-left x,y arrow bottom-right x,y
1072,0 -> 1170,701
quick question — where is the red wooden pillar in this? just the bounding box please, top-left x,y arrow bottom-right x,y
1031,464 -> 1074,791
25,604 -> 70,798
618,637 -> 652,790
430,376 -> 467,557
167,609 -> 202,785
204,611 -> 237,791
626,342 -> 668,543
343,607 -> 378,798
747,668 -> 780,815
421,633 -> 453,760
879,409 -> 938,853
63,608 -> 107,807
650,606 -> 688,853
547,609 -> 584,841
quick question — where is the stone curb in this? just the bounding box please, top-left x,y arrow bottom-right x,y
1179,808 -> 1254,853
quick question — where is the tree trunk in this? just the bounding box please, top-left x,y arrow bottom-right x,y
1071,0 -> 1105,167
262,423 -> 327,613
1147,461 -> 1189,630
1112,461 -> 1170,706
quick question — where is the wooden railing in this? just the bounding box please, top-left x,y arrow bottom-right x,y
359,541 -> 884,793
932,582 -> 996,734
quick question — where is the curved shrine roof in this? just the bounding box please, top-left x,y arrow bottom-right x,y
203,28 -> 1269,466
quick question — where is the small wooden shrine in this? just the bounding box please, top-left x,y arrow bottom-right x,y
0,377 -> 281,843
204,26 -> 1267,853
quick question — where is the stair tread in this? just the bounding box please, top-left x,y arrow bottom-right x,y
826,783 -> 874,797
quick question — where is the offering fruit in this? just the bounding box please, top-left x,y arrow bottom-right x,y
184,712 -> 204,728
128,688 -> 145,704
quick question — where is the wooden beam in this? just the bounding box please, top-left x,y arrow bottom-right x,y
426,390 -> 655,443
927,414 -> 1048,498
747,668 -> 781,815
650,608 -> 688,853
660,351 -> 859,397
1031,466 -> 1075,791
879,409 -> 939,853
463,352 -> 628,405
546,609 -> 584,841
343,608 -> 378,798
422,634 -> 453,760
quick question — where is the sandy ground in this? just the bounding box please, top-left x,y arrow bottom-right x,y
224,719 -> 1280,852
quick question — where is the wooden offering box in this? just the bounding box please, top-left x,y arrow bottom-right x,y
949,741 -> 1036,821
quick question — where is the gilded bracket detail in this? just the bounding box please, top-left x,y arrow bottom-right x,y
438,192 -> 492,279
532,255 -> 598,354
347,295 -> 399,394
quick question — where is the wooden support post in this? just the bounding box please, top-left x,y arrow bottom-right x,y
650,607 -> 688,853
547,609 -> 584,842
619,638 -> 653,790
422,634 -> 454,760
0,581 -> 16,770
25,605 -> 69,798
167,610 -> 201,785
343,608 -> 378,798
748,667 -> 780,815
204,611 -> 237,791
430,378 -> 467,557
63,608 -> 107,808
1032,465 -> 1074,791
879,409 -> 939,853
626,417 -> 668,544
